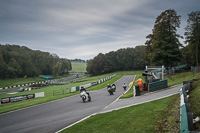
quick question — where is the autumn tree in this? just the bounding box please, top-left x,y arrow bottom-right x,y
185,11 -> 200,68
145,9 -> 183,69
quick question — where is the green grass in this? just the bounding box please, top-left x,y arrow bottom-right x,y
62,95 -> 178,133
71,62 -> 87,72
0,77 -> 45,88
189,79 -> 200,130
166,71 -> 200,86
0,74 -> 71,88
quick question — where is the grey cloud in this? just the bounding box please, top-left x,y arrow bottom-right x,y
0,0 -> 199,60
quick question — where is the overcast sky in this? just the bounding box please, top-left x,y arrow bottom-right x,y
0,0 -> 199,60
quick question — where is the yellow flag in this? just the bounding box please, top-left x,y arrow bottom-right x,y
128,81 -> 133,87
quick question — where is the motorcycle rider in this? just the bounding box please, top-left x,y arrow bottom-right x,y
80,86 -> 90,96
112,83 -> 116,91
107,84 -> 111,88
122,82 -> 127,91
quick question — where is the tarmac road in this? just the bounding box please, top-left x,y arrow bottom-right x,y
0,75 -> 135,133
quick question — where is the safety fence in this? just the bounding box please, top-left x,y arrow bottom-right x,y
180,81 -> 200,133
0,92 -> 44,105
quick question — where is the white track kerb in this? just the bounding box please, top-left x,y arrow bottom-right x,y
56,76 -> 136,133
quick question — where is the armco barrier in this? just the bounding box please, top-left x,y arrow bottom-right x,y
180,82 -> 200,133
148,79 -> 168,91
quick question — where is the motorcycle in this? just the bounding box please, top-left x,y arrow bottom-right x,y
107,86 -> 114,95
80,90 -> 91,102
112,84 -> 116,92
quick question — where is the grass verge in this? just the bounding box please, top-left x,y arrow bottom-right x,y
61,95 -> 179,133
189,79 -> 200,131
166,72 -> 200,86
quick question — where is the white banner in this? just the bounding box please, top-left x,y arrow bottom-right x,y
35,92 -> 45,98
71,87 -> 76,93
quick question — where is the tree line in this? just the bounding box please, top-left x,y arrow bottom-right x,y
87,9 -> 200,75
87,46 -> 146,75
0,44 -> 72,79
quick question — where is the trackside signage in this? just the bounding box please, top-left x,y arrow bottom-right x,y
35,92 -> 45,98
0,92 -> 44,105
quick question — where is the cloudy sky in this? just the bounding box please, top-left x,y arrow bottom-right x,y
0,0 -> 199,60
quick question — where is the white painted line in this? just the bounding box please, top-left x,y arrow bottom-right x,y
55,113 -> 97,133
103,75 -> 136,110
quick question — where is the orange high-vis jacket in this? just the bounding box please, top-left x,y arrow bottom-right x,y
135,78 -> 143,85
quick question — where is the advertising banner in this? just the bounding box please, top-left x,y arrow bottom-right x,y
27,94 -> 35,99
35,92 -> 44,98
71,87 -> 76,93
91,82 -> 97,86
1,94 -> 35,104
10,95 -> 27,102
1,98 -> 10,104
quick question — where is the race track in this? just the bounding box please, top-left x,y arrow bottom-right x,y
0,75 -> 135,133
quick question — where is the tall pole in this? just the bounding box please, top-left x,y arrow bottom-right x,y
162,65 -> 164,80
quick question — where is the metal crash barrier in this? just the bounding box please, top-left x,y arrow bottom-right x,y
180,82 -> 199,133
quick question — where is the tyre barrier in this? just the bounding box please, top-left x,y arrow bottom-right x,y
0,81 -> 47,90
180,82 -> 199,133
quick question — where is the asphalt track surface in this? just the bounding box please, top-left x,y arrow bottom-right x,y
0,75 -> 135,133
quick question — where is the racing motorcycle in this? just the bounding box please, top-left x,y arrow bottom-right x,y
112,84 -> 116,92
107,86 -> 114,95
80,90 -> 91,102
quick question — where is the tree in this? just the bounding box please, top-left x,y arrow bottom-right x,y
146,9 -> 183,69
61,59 -> 72,74
185,11 -> 200,68
103,51 -> 117,73
0,54 -> 7,78
145,34 -> 153,65
52,62 -> 62,76
86,47 -> 146,75
0,44 -> 72,79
